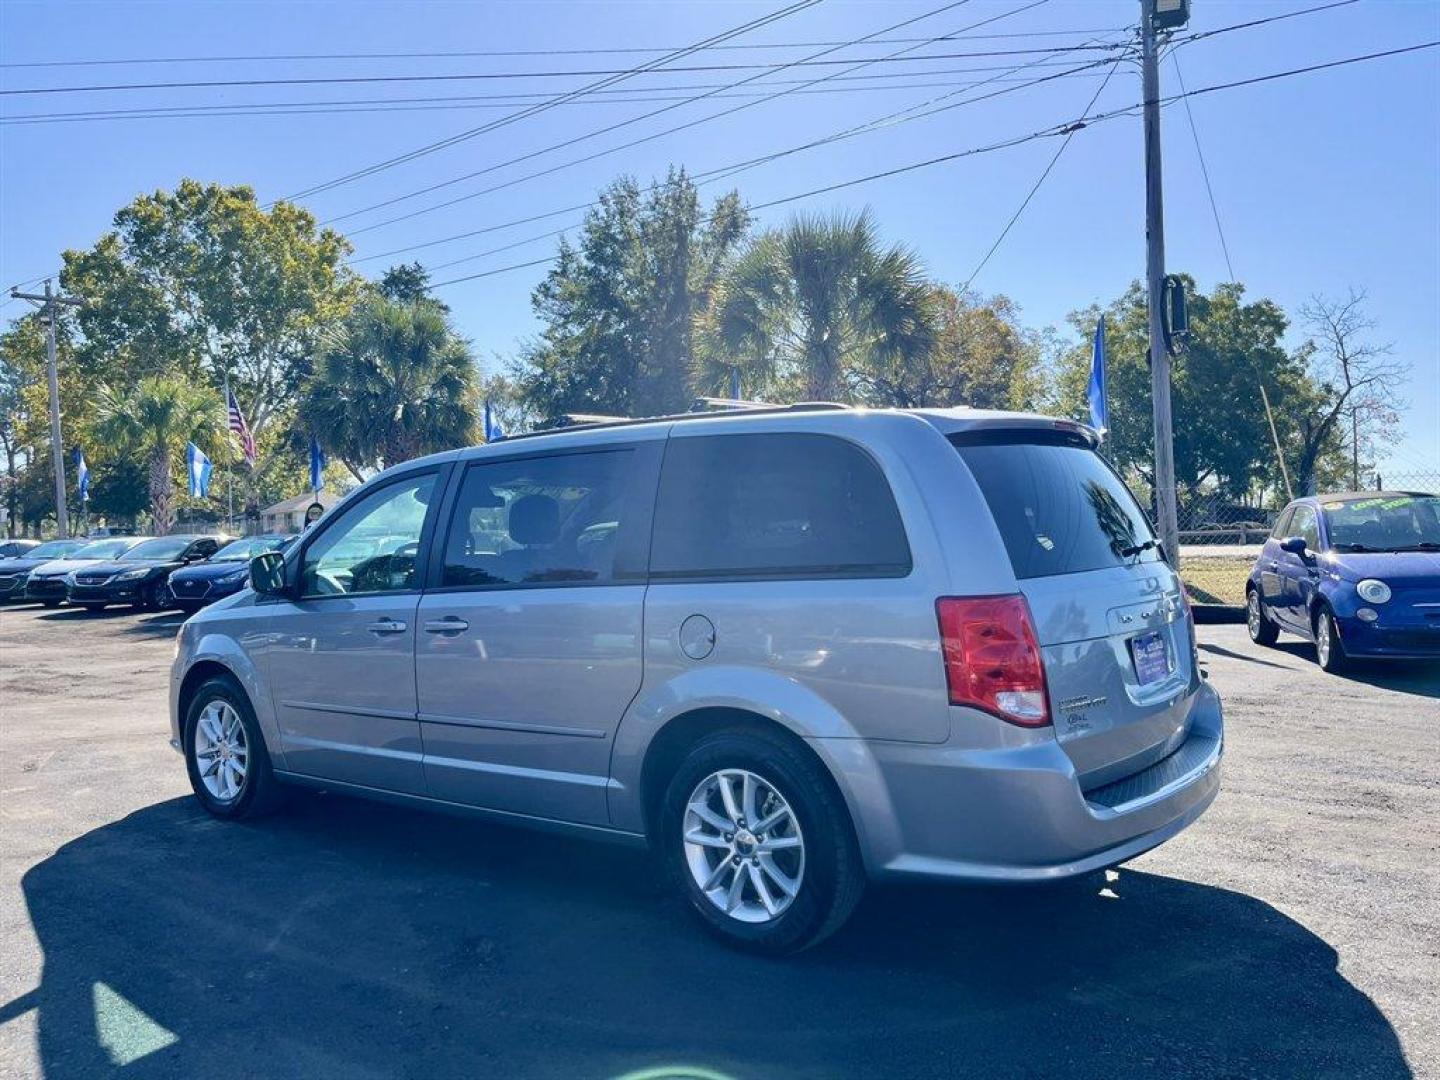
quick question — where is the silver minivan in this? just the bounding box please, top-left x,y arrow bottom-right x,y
171,406 -> 1222,952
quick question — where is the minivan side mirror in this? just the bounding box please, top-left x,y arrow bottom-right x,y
250,551 -> 288,597
1279,536 -> 1308,555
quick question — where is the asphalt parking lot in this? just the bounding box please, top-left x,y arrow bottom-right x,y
1,604 -> 1436,1080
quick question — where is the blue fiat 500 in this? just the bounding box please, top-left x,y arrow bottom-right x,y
1246,491 -> 1440,672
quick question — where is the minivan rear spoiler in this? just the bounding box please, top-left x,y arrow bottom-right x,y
940,416 -> 1101,449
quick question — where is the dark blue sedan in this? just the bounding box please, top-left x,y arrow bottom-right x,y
167,534 -> 295,613
1246,491 -> 1440,672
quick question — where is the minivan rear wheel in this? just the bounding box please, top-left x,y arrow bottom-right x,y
660,728 -> 863,954
184,675 -> 285,820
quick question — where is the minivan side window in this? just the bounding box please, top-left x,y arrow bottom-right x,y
650,433 -> 911,581
440,448 -> 647,588
301,472 -> 437,597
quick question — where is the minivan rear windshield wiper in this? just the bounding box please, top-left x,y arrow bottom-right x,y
1120,539 -> 1158,559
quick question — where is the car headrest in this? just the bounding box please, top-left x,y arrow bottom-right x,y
509,494 -> 560,545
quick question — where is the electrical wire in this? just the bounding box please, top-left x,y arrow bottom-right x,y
1,59 -> 1118,127
323,1 -> 1023,226
959,53 -> 1126,291
279,0 -> 825,203
1169,51 -> 1234,281
0,28 -> 1132,69
0,43 -> 1135,98
425,40 -> 1440,289
346,50 -> 1121,266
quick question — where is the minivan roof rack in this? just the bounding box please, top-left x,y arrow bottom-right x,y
503,401 -> 853,443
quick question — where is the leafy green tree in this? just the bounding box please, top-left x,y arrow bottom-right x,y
1052,279 -> 1315,507
518,169 -> 749,421
377,262 -> 444,309
699,209 -> 932,402
854,287 -> 1042,409
92,376 -> 222,534
60,180 -> 359,439
305,298 -> 478,476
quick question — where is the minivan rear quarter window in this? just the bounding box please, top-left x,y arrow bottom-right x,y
651,432 -> 911,580
953,432 -> 1159,579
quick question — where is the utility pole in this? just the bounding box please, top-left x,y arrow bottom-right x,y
1140,0 -> 1181,567
10,280 -> 83,538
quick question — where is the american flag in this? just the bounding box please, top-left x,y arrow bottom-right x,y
227,388 -> 256,466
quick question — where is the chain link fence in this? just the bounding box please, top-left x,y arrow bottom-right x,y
1377,471 -> 1440,495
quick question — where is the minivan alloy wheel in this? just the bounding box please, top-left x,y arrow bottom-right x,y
192,700 -> 248,802
683,769 -> 805,924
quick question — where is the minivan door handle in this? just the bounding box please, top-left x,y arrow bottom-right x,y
366,618 -> 408,635
423,617 -> 469,635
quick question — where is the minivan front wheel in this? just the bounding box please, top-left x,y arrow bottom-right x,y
184,676 -> 284,819
661,729 -> 863,954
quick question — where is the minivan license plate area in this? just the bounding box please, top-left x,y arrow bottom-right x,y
1129,631 -> 1172,685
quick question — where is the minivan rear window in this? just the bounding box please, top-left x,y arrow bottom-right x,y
952,433 -> 1160,579
651,433 -> 911,580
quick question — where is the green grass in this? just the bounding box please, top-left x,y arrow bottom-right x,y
1180,556 -> 1252,608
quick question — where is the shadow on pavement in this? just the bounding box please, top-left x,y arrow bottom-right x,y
1269,641 -> 1440,698
14,794 -> 1411,1080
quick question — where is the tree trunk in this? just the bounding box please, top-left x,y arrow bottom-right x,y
149,451 -> 174,535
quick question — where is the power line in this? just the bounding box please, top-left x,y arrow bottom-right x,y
0,28 -> 1131,69
960,53 -> 1125,292
280,0 -> 825,203
426,40 -> 1439,289
347,50 -> 1120,266
323,1 -> 1025,226
1170,51 -> 1233,281
2,62 -> 1119,127
343,41 -> 1123,240
0,43 -> 1133,98
1169,0 -> 1359,52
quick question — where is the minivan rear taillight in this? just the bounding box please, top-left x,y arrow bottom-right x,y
936,595 -> 1051,727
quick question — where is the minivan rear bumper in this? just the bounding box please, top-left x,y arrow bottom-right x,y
831,680 -> 1223,883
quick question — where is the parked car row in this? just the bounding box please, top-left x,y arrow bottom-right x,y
0,533 -> 294,613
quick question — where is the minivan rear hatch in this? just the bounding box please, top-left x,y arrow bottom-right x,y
951,430 -> 1195,790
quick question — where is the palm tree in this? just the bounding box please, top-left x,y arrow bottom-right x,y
698,210 -> 934,402
305,298 -> 477,477
93,376 -> 220,534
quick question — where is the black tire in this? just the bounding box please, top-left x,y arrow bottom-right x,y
40,600 -> 61,609
77,602 -> 106,613
659,727 -> 864,955
1314,606 -> 1348,674
1246,586 -> 1279,646
138,578 -> 168,612
177,602 -> 202,616
183,675 -> 286,820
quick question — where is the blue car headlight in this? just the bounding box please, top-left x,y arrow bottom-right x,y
1356,579 -> 1391,604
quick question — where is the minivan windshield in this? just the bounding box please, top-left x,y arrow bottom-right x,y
71,538 -> 142,560
121,537 -> 192,562
1322,494 -> 1440,552
211,535 -> 291,562
952,434 -> 1161,579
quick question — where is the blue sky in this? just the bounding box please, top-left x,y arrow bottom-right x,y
3,0 -> 1436,480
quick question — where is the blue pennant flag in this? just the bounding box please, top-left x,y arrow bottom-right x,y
186,442 -> 213,498
484,400 -> 505,443
74,450 -> 90,503
309,436 -> 326,492
1087,315 -> 1108,438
